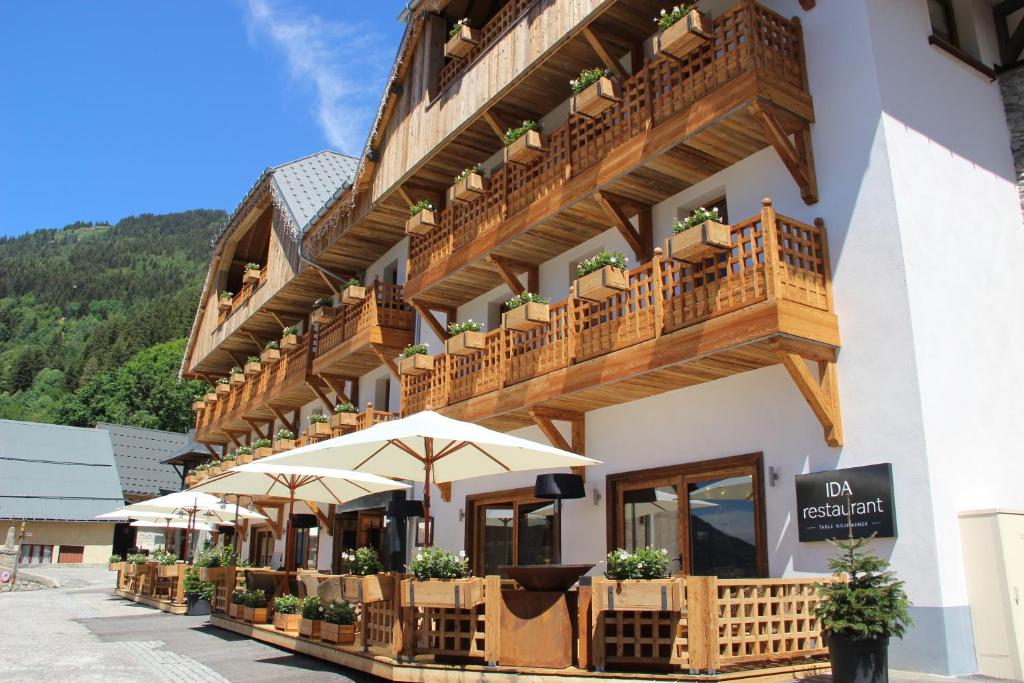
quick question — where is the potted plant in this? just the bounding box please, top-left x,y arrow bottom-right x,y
194,547 -> 223,582
183,567 -> 215,615
307,413 -> 331,438
814,538 -> 912,683
449,165 -> 487,203
444,18 -> 479,59
274,428 -> 296,452
108,554 -> 124,572
229,590 -> 246,619
154,549 -> 180,578
570,67 -> 620,118
502,292 -> 550,332
406,200 -> 438,236
330,402 -> 358,429
235,445 -> 254,465
311,296 -> 337,325
669,206 -> 731,262
242,262 -> 262,285
125,552 -> 148,577
280,326 -> 299,351
207,460 -> 223,477
340,547 -> 391,603
299,596 -> 324,639
253,438 -> 274,459
244,589 -> 269,624
398,343 -> 433,376
574,250 -> 629,301
503,120 -> 545,165
193,463 -> 210,482
220,452 -> 237,471
192,394 -> 206,412
592,547 -> 684,612
273,594 -> 302,632
445,320 -> 485,356
340,278 -> 366,306
261,341 -> 281,364
244,355 -> 262,376
229,366 -> 246,386
203,386 -> 218,403
320,600 -> 357,645
218,290 -> 234,313
400,547 -> 482,609
654,3 -> 710,60
185,470 -> 198,487
215,377 -> 231,396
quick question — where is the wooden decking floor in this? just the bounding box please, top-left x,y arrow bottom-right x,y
114,588 -> 188,615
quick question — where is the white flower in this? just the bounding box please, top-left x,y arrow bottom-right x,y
661,548 -> 668,555
458,550 -> 466,557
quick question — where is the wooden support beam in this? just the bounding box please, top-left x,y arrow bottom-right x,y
223,430 -> 245,449
530,407 -> 588,480
396,185 -> 414,208
776,351 -> 843,447
204,444 -> 221,461
254,504 -> 282,540
267,404 -> 296,433
227,351 -> 246,368
242,418 -> 268,440
371,344 -> 400,379
482,111 -> 508,144
594,191 -> 652,261
318,374 -> 351,404
487,255 -> 527,295
245,332 -> 264,352
437,482 -> 452,503
410,298 -> 450,340
749,102 -> 818,205
529,409 -> 572,451
307,380 -> 336,412
268,310 -> 286,329
315,267 -> 340,295
305,501 -> 332,529
582,27 -> 625,80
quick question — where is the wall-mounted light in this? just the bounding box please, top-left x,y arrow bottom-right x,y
458,508 -> 465,522
592,488 -> 602,506
768,466 -> 780,487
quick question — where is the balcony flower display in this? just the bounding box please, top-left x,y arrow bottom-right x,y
207,459 -> 223,477
307,412 -> 331,438
398,343 -> 433,376
203,385 -> 218,404
654,3 -> 710,60
261,340 -> 281,364
502,292 -> 551,332
280,326 -> 299,351
444,17 -> 479,59
445,320 -> 485,356
274,428 -> 296,452
229,365 -> 245,386
215,376 -> 231,395
595,547 -> 684,611
570,67 -> 620,118
503,120 -> 545,165
235,445 -> 254,465
669,206 -> 731,262
244,355 -> 261,376
243,588 -> 269,624
299,596 -> 324,639
220,452 -> 236,471
253,438 -> 273,459
229,590 -> 246,619
330,401 -> 358,429
311,296 -> 337,325
340,277 -> 366,306
340,547 -> 392,603
193,463 -> 210,482
321,600 -> 357,645
273,594 -> 302,632
400,547 -> 483,609
450,164 -> 487,203
218,290 -> 234,313
243,262 -> 262,285
574,250 -> 629,301
192,393 -> 206,412
406,199 -> 438,236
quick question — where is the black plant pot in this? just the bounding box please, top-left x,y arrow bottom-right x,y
186,595 -> 211,616
826,632 -> 889,683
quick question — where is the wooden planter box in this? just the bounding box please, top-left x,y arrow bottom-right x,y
400,577 -> 485,609
342,574 -> 394,604
299,617 -> 322,639
208,465 -> 222,477
204,392 -> 218,404
157,564 -> 181,579
197,567 -> 227,582
216,383 -> 230,396
125,563 -> 141,576
229,602 -> 244,619
405,210 -> 438,236
330,412 -> 358,428
571,77 -> 621,119
192,401 -> 205,412
668,221 -> 732,263
592,577 -> 685,613
575,265 -> 629,302
280,333 -> 299,351
398,353 -> 434,377
449,172 -> 487,203
218,299 -> 233,313
229,373 -> 245,386
340,285 -> 366,306
245,606 -> 269,624
656,10 -> 711,60
446,330 -> 486,356
307,422 -> 332,438
236,451 -> 254,465
502,302 -> 550,332
444,24 -> 480,59
254,446 -> 274,459
321,622 -> 356,645
185,474 -> 197,488
261,348 -> 281,364
244,360 -> 261,376
195,470 -> 209,482
242,269 -> 261,285
311,305 -> 337,325
221,460 -> 236,471
274,438 -> 296,452
504,130 -> 545,165
274,612 -> 301,632
108,562 -> 125,573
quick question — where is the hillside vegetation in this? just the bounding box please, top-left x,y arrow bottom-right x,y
0,210 -> 224,431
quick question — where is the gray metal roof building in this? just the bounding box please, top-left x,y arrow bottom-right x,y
0,420 -> 125,522
97,423 -> 189,501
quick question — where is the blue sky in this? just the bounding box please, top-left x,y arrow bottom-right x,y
0,1 -> 405,237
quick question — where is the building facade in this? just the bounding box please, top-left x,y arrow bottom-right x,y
181,0 -> 1024,675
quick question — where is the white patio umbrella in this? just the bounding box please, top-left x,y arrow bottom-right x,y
260,410 -> 600,542
131,519 -> 219,533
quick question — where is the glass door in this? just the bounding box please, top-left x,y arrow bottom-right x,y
619,481 -> 683,574
469,490 -> 561,576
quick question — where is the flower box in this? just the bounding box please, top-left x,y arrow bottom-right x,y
222,460 -> 235,471
656,10 -> 711,60
215,383 -> 230,396
229,373 -> 245,386
254,446 -> 274,459
668,221 -> 732,263
108,561 -> 125,573
208,464 -> 222,477
504,130 -> 545,165
195,470 -> 209,482
245,606 -> 269,624
244,360 -> 261,376
274,439 -> 296,452
204,392 -> 218,404
185,474 -> 197,488
236,451 -> 254,465
449,172 -> 487,203
274,612 -> 301,632
571,76 -> 621,119
342,574 -> 394,604
229,603 -> 244,619
575,265 -> 629,302
502,302 -> 550,332
125,563 -> 139,576
399,577 -> 485,609
218,298 -> 233,313
591,577 -> 685,613
242,269 -> 261,285
280,333 -> 299,351
307,422 -> 332,438
261,348 -> 281,364
330,412 -> 358,429
444,24 -> 480,59
197,567 -> 227,582
158,564 -> 181,579
445,330 -> 486,356
299,617 -> 322,639
398,353 -> 434,377
321,622 -> 356,645
405,210 -> 438,236
192,401 -> 206,412
311,305 -> 337,325
340,285 -> 366,306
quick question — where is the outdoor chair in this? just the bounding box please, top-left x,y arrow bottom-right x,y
317,576 -> 343,605
298,572 -> 320,599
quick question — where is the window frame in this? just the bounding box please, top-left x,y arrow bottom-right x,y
464,486 -> 562,576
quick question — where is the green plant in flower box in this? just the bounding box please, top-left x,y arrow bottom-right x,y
273,594 -> 301,614
333,402 -> 357,414
453,165 -> 484,183
410,547 -> 471,580
244,589 -> 268,608
253,438 -> 272,449
502,120 -> 542,146
655,3 -> 697,30
448,320 -> 483,335
313,296 -> 333,309
504,292 -> 550,310
605,547 -> 670,579
301,596 -> 324,620
109,554 -> 123,563
230,366 -> 243,375
325,600 -> 357,625
673,206 -> 721,233
576,250 -> 628,278
265,341 -> 279,351
127,553 -> 149,565
308,413 -> 329,424
275,428 -> 296,440
231,590 -> 246,605
570,67 -> 611,95
183,567 -> 215,600
219,290 -> 233,301
401,343 -> 429,358
237,446 -> 253,455
448,17 -> 470,38
340,546 -> 383,576
244,262 -> 261,271
346,277 -> 362,288
247,355 -> 260,364
409,200 -> 435,216
282,325 -> 298,336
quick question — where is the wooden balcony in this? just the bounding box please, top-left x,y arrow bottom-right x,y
405,2 -> 816,308
216,267 -> 267,325
401,201 -> 843,446
437,0 -> 536,93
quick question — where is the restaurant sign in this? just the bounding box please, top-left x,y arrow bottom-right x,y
795,463 -> 897,542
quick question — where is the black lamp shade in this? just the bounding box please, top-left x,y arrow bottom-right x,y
290,513 -> 318,529
534,473 -> 585,500
387,499 -> 425,518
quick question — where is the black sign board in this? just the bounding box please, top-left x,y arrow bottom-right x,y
795,463 -> 897,542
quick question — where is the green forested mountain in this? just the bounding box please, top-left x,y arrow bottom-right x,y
0,210 -> 225,430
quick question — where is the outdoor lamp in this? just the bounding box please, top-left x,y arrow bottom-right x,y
386,499 -> 425,518
534,473 -> 585,500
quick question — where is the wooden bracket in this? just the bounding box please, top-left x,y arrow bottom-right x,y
487,255 -> 538,295
749,101 -> 818,205
529,407 -> 588,481
482,111 -> 510,144
410,298 -> 450,340
582,27 -> 625,80
306,501 -> 333,529
253,503 -> 281,539
267,404 -> 297,433
776,351 -> 843,447
396,185 -> 414,208
223,430 -> 246,449
307,380 -> 337,413
242,417 -> 268,440
318,374 -> 351,404
594,191 -> 653,262
204,444 -> 221,461
245,332 -> 264,352
315,267 -> 340,295
371,344 -> 401,379
437,482 -> 452,503
226,351 -> 246,368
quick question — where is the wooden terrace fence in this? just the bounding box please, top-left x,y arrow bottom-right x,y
316,281 -> 415,358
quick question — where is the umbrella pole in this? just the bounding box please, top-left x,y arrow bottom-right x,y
285,486 -> 296,582
184,510 -> 193,564
423,439 -> 433,547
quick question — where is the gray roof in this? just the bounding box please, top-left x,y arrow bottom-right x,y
271,151 -> 358,235
96,423 -> 189,498
0,420 -> 125,522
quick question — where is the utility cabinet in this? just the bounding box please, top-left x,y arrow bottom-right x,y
959,509 -> 1024,680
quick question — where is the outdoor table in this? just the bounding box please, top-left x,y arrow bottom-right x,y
246,568 -> 292,597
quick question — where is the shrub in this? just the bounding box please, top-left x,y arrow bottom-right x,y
301,596 -> 324,620
230,366 -> 243,375
345,277 -> 362,288
237,445 -> 253,455
246,355 -> 260,364
605,547 -> 670,580
401,343 -> 429,358
253,438 -> 272,449
183,567 -> 215,600
275,428 -> 296,441
265,341 -> 280,351
341,547 -> 383,576
655,3 -> 697,31
502,120 -> 542,146
219,544 -> 238,567
576,250 -> 628,278
243,588 -> 268,608
217,377 -> 229,385
193,547 -> 221,568
410,547 -> 471,580
570,67 -> 610,95
273,594 -> 301,614
325,600 -> 357,625
673,206 -> 722,234
308,413 -> 329,424
109,554 -> 123,563
333,402 -> 357,414
219,290 -> 233,300
222,452 -> 236,462
409,200 -> 435,216
153,549 -> 177,566
245,262 -> 261,271
504,291 -> 550,311
454,164 -> 484,183
282,326 -> 298,336
448,320 -> 483,335
231,590 -> 246,605
127,553 -> 149,565
313,296 -> 333,309
448,17 -> 470,38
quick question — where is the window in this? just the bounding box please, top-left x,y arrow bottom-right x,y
679,195 -> 728,225
928,0 -> 958,46
466,488 -> 560,577
374,377 -> 391,412
249,529 -> 274,567
293,525 -> 319,570
18,544 -> 53,565
607,453 -> 767,578
382,260 -> 399,286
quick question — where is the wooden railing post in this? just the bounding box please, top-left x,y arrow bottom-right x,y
390,574 -> 409,660
652,247 -> 665,337
760,197 -> 782,301
815,217 -> 835,312
745,0 -> 764,71
484,574 -> 501,666
577,577 -> 593,669
686,575 -> 719,674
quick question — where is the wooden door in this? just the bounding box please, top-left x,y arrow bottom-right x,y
58,545 -> 84,563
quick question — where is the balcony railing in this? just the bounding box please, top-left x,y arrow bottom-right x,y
216,267 -> 267,325
409,2 -> 806,281
402,202 -> 831,416
316,282 -> 415,359
437,0 -> 537,93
